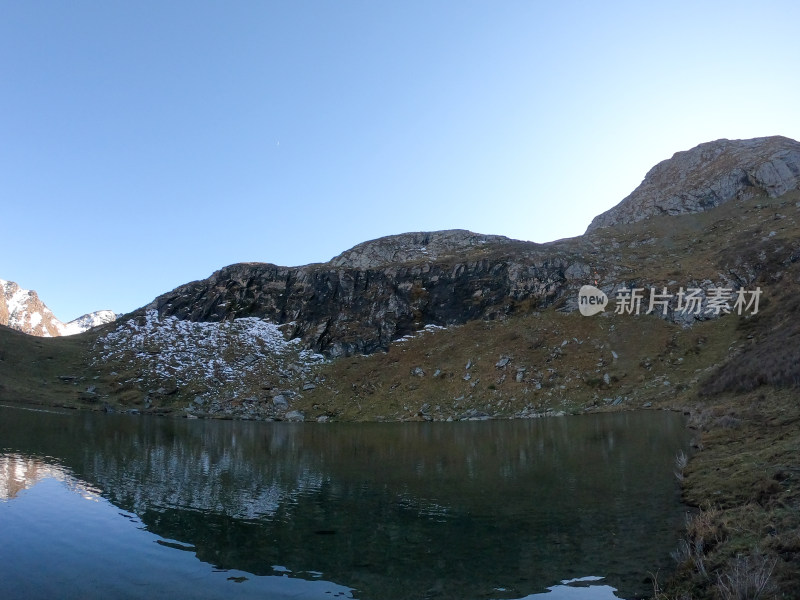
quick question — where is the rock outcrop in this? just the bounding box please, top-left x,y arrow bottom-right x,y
330,230 -> 514,269
149,233 -> 586,357
587,136 -> 800,232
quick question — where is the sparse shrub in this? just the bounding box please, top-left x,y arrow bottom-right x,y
584,377 -> 603,388
713,415 -> 742,429
716,550 -> 776,600
674,450 -> 688,482
671,536 -> 707,578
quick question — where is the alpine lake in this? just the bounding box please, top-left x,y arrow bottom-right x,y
0,404 -> 691,600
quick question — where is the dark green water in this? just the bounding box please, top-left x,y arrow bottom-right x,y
0,405 -> 690,599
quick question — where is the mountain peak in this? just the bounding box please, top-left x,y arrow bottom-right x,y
586,135 -> 800,232
329,229 -> 514,269
0,278 -> 116,337
0,279 -> 62,337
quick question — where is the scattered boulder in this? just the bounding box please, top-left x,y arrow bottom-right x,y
285,410 -> 305,422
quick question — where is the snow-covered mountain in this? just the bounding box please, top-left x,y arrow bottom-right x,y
0,279 -> 116,337
60,310 -> 118,335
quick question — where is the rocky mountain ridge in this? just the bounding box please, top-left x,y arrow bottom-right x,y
587,135 -> 800,232
147,236 -> 582,358
0,279 -> 117,337
143,136 -> 799,360
329,229 -> 515,269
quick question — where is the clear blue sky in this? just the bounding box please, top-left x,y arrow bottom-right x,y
2,1 -> 799,321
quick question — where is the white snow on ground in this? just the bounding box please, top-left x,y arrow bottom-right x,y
28,312 -> 42,329
394,323 -> 448,343
60,310 -> 118,335
93,310 -> 325,411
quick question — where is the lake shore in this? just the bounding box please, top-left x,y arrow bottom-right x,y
656,388 -> 800,599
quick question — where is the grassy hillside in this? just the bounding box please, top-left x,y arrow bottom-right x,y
0,323 -> 103,409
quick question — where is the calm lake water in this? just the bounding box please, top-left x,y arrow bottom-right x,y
0,405 -> 690,600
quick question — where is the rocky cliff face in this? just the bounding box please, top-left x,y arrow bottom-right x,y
148,232 -> 590,357
587,136 -> 800,232
0,279 -> 116,337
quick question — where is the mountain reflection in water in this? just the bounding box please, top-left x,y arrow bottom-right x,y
0,405 -> 690,599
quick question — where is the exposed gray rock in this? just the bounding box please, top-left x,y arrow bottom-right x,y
495,357 -> 511,368
148,239 -> 573,359
285,410 -> 305,422
587,136 -> 800,232
329,230 -> 512,269
459,408 -> 489,421
272,395 -> 289,409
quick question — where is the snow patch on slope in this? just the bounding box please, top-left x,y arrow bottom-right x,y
61,310 -> 118,335
93,310 -> 325,417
